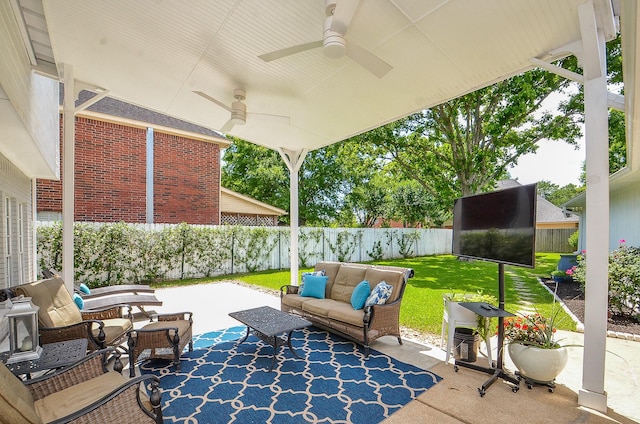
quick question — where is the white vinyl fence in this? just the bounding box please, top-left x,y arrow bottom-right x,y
36,222 -> 452,285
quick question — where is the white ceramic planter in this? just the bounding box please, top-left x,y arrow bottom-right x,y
508,343 -> 568,383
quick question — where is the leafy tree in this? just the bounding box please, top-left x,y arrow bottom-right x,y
388,180 -> 431,228
222,137 -> 381,226
350,64 -> 583,217
536,181 -> 560,200
537,180 -> 584,206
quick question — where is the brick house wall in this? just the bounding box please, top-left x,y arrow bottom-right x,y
154,131 -> 220,224
37,114 -> 221,224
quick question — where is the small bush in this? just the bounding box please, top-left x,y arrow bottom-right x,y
573,241 -> 640,321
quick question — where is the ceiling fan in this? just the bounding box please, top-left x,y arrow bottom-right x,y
193,88 -> 289,133
258,0 -> 392,78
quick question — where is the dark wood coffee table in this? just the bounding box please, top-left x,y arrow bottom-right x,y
229,306 -> 312,371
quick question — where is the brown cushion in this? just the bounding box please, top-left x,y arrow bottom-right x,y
327,302 -> 366,327
330,265 -> 368,303
142,319 -> 191,335
301,298 -> 344,318
33,371 -> 127,423
281,293 -> 308,311
364,268 -> 406,303
16,278 -> 82,328
313,262 -> 343,297
92,318 -> 133,344
0,364 -> 41,424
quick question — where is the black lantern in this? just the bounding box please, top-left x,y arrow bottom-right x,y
6,296 -> 42,364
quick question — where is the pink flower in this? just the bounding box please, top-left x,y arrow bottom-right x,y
566,268 -> 573,275
619,239 -> 626,244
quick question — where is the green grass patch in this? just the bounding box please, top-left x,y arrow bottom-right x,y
152,253 -> 576,336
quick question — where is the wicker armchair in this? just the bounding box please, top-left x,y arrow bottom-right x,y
0,348 -> 163,424
14,277 -> 133,351
127,312 -> 193,377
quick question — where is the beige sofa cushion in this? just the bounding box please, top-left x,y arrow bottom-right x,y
313,261 -> 343,297
34,371 -> 127,423
0,363 -> 41,424
281,293 -> 308,310
302,298 -> 344,318
363,268 -> 406,303
327,302 -> 366,327
16,278 -> 82,328
330,265 -> 369,303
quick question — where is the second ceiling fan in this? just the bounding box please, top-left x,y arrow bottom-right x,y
194,88 -> 289,133
258,0 -> 392,78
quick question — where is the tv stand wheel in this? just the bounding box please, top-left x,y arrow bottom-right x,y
527,383 -> 533,390
512,385 -> 520,393
478,387 -> 486,397
454,365 -> 459,372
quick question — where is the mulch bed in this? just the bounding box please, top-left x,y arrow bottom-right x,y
541,278 -> 640,336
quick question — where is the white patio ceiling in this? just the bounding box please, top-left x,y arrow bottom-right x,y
41,0 -> 619,152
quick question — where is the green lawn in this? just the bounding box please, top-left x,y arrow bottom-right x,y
154,253 -> 577,337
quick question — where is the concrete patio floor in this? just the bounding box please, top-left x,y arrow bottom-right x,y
150,281 -> 640,424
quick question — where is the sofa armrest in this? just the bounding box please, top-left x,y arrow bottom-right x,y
364,298 -> 402,329
280,284 -> 299,297
25,348 -> 120,400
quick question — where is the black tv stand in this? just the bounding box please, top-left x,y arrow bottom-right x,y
453,263 -> 520,396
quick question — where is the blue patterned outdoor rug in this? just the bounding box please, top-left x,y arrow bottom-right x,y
141,326 -> 442,424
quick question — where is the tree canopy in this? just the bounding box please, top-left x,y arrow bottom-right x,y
222,36 -> 624,227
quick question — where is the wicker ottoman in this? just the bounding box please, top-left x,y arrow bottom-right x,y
127,312 -> 193,377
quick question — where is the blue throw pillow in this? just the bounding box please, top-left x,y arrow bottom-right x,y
365,281 -> 394,307
300,270 -> 325,291
351,280 -> 371,310
300,275 -> 328,299
78,283 -> 91,295
73,292 -> 84,309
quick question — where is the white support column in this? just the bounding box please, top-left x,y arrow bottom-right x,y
578,2 -> 609,413
146,127 -> 154,223
278,148 -> 308,287
62,64 -> 75,293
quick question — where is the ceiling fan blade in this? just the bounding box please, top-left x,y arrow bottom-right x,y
346,42 -> 392,78
193,91 -> 232,112
247,112 -> 291,126
330,0 -> 361,34
220,119 -> 234,133
258,40 -> 323,62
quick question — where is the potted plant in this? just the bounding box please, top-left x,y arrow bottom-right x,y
503,307 -> 576,384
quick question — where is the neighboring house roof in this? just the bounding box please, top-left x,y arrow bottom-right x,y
62,88 -> 230,147
563,167 -> 640,209
496,179 -> 579,225
220,188 -> 287,216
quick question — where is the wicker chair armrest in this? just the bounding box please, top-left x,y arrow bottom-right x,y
81,304 -> 133,320
39,320 -> 105,350
280,284 -> 299,297
152,312 -> 193,322
48,375 -> 163,424
25,348 -> 119,400
364,300 -> 402,329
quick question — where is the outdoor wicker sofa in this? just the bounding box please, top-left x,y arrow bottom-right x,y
0,348 -> 163,424
280,261 -> 414,356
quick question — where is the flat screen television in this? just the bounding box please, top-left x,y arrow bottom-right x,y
452,184 -> 537,268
